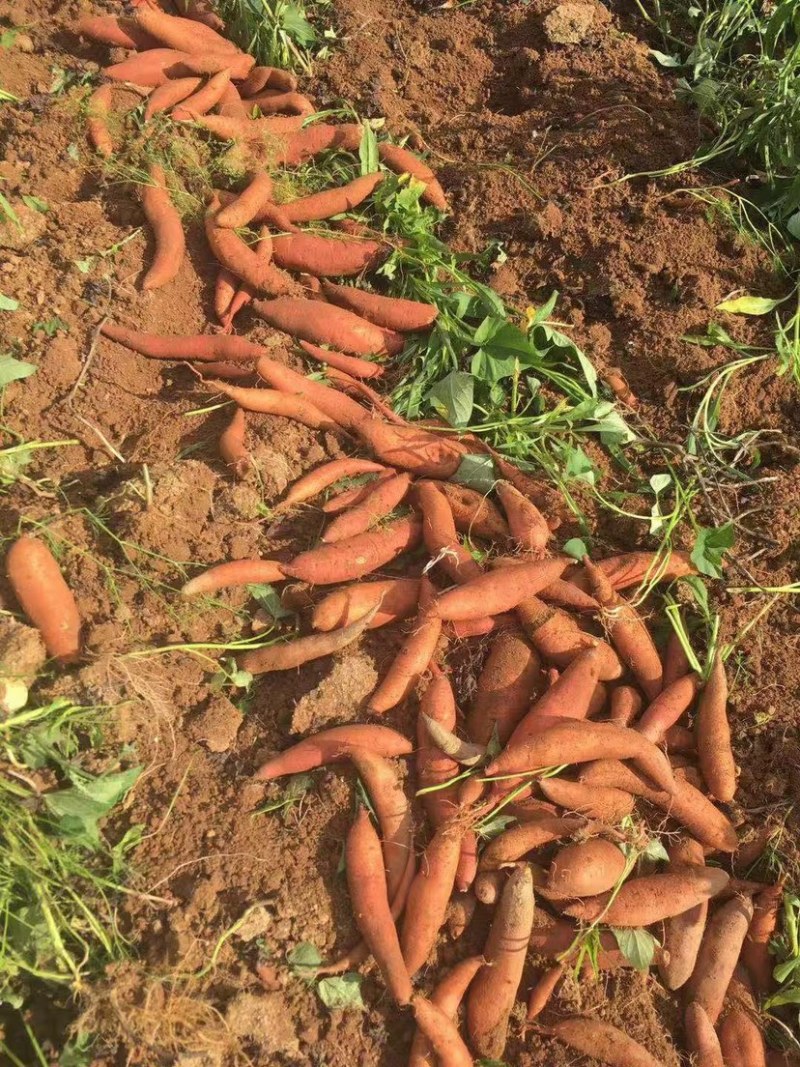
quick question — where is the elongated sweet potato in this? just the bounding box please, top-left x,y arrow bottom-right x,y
171,67 -> 231,119
564,867 -> 729,927
281,173 -> 385,223
271,231 -> 387,277
207,381 -> 340,432
479,815 -> 588,872
608,684 -> 643,726
356,419 -> 466,478
145,77 -> 202,120
663,625 -> 691,686
240,605 -> 376,674
205,196 -> 301,296
369,578 -> 442,714
253,297 -> 395,356
741,884 -> 783,995
684,1002 -> 724,1067
378,142 -> 447,210
496,480 -> 550,554
548,1017 -> 665,1067
539,778 -> 635,823
566,550 -> 695,592
320,279 -> 438,332
467,628 -> 543,746
101,320 -> 264,362
255,723 -> 412,780
281,458 -> 386,508
416,480 -> 483,585
218,406 -> 250,478
75,14 -> 160,49
182,558 -> 285,597
277,123 -> 364,166
408,956 -> 482,1067
104,49 -> 251,86
140,163 -> 184,289
322,472 -> 411,543
6,536 -> 81,663
239,65 -> 298,96
411,996 -> 473,1067
506,648 -> 604,749
538,577 -> 599,613
695,653 -> 736,803
416,671 -> 460,828
298,340 -> 383,379
86,83 -> 114,157
255,356 -> 367,431
283,516 -> 422,584
248,89 -> 316,115
190,112 -> 304,140
401,821 -> 463,975
435,481 -> 509,542
432,557 -> 570,622
349,750 -> 412,901
658,837 -> 708,990
687,896 -> 755,1024
312,578 -> 421,633
135,7 -> 240,54
515,594 -> 622,679
635,673 -> 699,743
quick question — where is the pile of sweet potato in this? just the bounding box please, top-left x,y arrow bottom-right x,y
2,4 -> 790,1066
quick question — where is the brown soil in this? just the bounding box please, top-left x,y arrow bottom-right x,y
1,0 -> 798,1065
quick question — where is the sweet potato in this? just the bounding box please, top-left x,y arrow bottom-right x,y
277,123 -> 364,165
684,1002 -> 724,1067
86,83 -> 114,157
254,356 -> 368,431
564,866 -> 729,926
190,112 -> 304,139
480,815 -> 588,873
356,419 -> 466,478
687,895 -> 756,1023
255,723 -> 412,780
140,163 -> 184,289
583,556 -> 663,699
539,778 -> 635,822
207,380 -> 340,432
312,578 -> 421,632
635,673 -> 699,743
506,648 -> 604,748
432,557 -> 570,622
205,196 -> 301,297
496,480 -> 551,554
283,515 -> 422,584
566,550 -> 695,592
280,173 -> 385,223
345,807 -> 412,1005
349,750 -> 412,901
239,65 -> 298,96
486,719 -> 675,794
467,864 -> 534,1059
75,14 -> 159,49
378,142 -> 447,210
253,297 -> 396,356
213,171 -> 274,229
271,231 -> 387,277
526,963 -> 565,1020
515,595 -> 622,679
248,89 -> 316,115
545,838 -> 626,899
718,1010 -> 767,1067
411,996 -> 473,1067
607,684 -> 643,726
6,536 -> 81,663
239,604 -> 376,674
282,458 -> 386,509
320,279 -> 438,332
416,671 -> 460,828
322,472 -> 411,543
658,837 -> 708,990
663,625 -> 691,686
401,821 -> 463,975
214,267 -> 238,322
298,340 -> 383,379
548,1017 -> 665,1067
135,7 -> 239,54
218,406 -> 250,478
181,558 -> 284,597
217,80 -> 248,118
171,67 -> 231,119
103,49 -> 250,86
101,320 -> 264,362
416,480 -> 483,585
145,77 -> 202,120
408,956 -> 482,1067
325,367 -> 406,424
695,653 -> 736,803
741,884 -> 783,995
369,578 -> 443,714
539,578 -> 599,613
467,628 -> 542,746
431,482 -> 508,542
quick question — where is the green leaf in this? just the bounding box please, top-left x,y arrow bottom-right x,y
649,48 -> 682,67
317,973 -> 365,1011
563,445 -> 597,485
451,453 -> 496,494
642,836 -> 670,862
471,347 -> 517,384
281,3 -> 316,46
611,927 -> 659,971
32,316 -> 68,337
0,191 -> 20,228
691,523 -> 734,578
0,292 -> 19,312
426,370 -> 474,426
563,537 -> 588,560
0,28 -> 20,48
43,766 -> 142,845
287,941 -> 322,979
21,194 -> 49,213
476,813 -> 517,841
787,212 -> 800,241
0,354 -> 36,386
248,582 -> 292,621
359,123 -> 379,176
73,257 -> 95,274
681,574 -> 710,615
716,294 -> 782,315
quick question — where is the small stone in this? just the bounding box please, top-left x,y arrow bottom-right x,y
543,2 -> 595,44
14,33 -> 34,52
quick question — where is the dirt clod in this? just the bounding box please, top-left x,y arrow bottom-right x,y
542,2 -> 597,44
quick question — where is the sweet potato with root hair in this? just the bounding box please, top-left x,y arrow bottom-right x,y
663,625 -> 691,686
719,1011 -> 767,1067
239,65 -> 298,95
545,838 -> 626,899
506,648 -> 604,749
281,458 -> 386,508
416,672 -> 460,829
435,481 -> 509,542
86,84 -> 115,157
276,123 -> 364,166
171,67 -> 231,119
215,171 -> 274,230
325,367 -> 405,423
467,628 -> 542,746
635,673 -> 699,742
103,49 -> 251,86
240,604 -> 376,674
271,231 -> 388,277
539,778 -> 635,822
378,142 -> 447,210
145,77 -> 202,120
684,1002 -> 724,1067
355,418 -> 466,478
548,1017 -> 666,1067
446,892 -> 476,939
369,578 -> 443,714
401,821 -> 464,975
526,963 -> 564,1021
253,297 -> 395,356
608,684 -> 642,726
283,516 -> 422,585
565,866 -> 729,927
181,559 -> 285,597
487,718 -> 676,795
345,807 -> 412,1005
431,557 -> 570,622
695,653 -> 737,802
298,340 -> 383,379
408,957 -> 482,1067
515,595 -> 622,679
411,996 -> 473,1067
189,112 -> 304,139
207,381 -> 340,433
467,864 -> 534,1059
75,14 -> 159,49
255,723 -> 412,781
254,356 -> 367,431
321,473 -> 411,543
349,750 -> 412,901
566,549 -> 695,592
688,895 -> 756,1023
140,164 -> 184,289
101,320 -> 264,362
205,197 -> 301,297
583,556 -> 663,699
6,536 -> 81,663
280,173 -> 385,223
320,279 -> 438,332
479,815 -> 588,872
416,480 -> 483,585
741,884 -> 783,995
135,7 -> 240,53
496,480 -> 551,553
218,407 -> 250,478
658,837 -> 708,990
